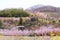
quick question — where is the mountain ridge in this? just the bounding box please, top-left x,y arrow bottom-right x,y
26,5 -> 60,13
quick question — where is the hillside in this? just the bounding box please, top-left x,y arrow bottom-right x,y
26,5 -> 60,18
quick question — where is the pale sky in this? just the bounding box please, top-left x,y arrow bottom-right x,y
0,0 -> 60,10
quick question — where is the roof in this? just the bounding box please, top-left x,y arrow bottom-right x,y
16,26 -> 25,27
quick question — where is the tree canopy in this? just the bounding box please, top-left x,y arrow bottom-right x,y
0,8 -> 30,17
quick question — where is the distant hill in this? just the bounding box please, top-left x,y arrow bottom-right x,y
26,4 -> 44,10
26,5 -> 60,13
26,5 -> 60,18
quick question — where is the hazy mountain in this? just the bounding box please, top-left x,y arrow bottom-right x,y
26,4 -> 44,11
26,4 -> 60,18
26,5 -> 60,13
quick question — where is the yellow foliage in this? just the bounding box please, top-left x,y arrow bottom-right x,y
50,32 -> 54,36
55,36 -> 60,40
0,34 -> 4,38
55,20 -> 59,24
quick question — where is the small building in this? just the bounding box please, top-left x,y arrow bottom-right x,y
17,26 -> 25,30
11,26 -> 25,30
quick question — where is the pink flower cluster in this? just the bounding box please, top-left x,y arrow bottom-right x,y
0,28 -> 60,36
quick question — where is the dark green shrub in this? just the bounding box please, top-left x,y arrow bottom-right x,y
18,17 -> 23,26
0,20 -> 3,29
0,8 -> 30,17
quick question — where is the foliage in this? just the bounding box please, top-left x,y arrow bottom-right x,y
0,8 -> 30,17
30,17 -> 38,21
18,17 -> 23,26
0,20 -> 3,29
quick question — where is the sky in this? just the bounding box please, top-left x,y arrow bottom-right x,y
0,0 -> 60,10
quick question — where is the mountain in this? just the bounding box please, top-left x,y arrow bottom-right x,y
26,5 -> 60,18
33,6 -> 60,13
26,5 -> 60,13
26,4 -> 44,11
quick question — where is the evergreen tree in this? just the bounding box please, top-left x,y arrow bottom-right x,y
18,17 -> 23,26
0,20 -> 3,29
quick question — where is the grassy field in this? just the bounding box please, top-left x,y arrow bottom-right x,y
0,36 -> 60,40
